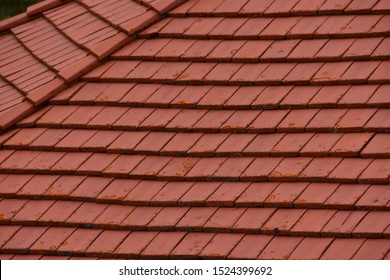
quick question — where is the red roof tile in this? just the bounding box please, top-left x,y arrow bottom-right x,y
257,236 -> 303,260
170,232 -> 214,259
0,0 -> 389,260
288,237 -> 333,260
199,233 -> 244,259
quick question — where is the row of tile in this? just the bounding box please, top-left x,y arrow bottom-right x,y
2,128 -> 388,158
44,2 -> 118,48
1,226 -> 389,259
21,105 -> 390,133
57,83 -> 390,109
0,254 -> 98,260
12,17 -> 90,70
113,37 -> 389,62
42,1 -> 127,54
77,0 -> 151,28
11,17 -> 89,73
85,60 -> 390,85
168,0 -> 390,17
142,15 -> 390,39
0,175 -> 388,209
1,198 -> 388,237
0,34 -> 57,94
0,150 -> 388,183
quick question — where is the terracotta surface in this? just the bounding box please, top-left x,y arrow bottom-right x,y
0,0 -> 389,260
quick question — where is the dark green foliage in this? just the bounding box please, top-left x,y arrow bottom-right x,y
0,0 -> 42,19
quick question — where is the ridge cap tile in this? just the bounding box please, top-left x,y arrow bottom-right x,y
0,13 -> 31,32
27,0 -> 69,17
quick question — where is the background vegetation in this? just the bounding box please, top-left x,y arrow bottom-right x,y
0,0 -> 42,19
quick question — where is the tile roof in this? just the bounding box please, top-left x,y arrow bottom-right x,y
0,0 -> 389,260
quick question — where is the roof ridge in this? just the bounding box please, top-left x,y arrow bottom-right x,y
0,0 -> 71,33
0,0 -> 189,133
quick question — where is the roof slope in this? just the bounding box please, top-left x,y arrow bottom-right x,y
0,0 -> 390,260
